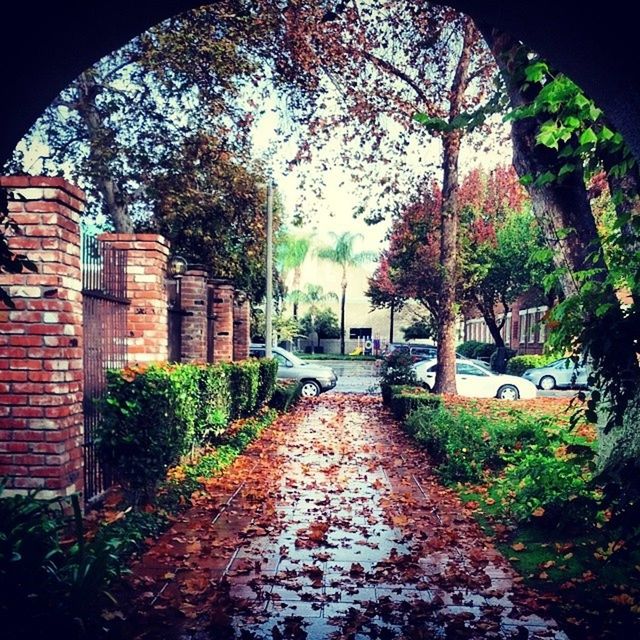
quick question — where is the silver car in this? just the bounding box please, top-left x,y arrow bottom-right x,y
249,344 -> 338,397
521,357 -> 590,390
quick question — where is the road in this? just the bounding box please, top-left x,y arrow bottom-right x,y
321,359 -> 579,399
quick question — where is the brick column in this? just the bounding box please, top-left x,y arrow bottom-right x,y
99,234 -> 170,363
0,176 -> 84,498
181,266 -> 208,362
233,293 -> 251,361
209,278 -> 234,363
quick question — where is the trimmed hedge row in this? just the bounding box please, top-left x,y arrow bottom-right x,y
97,359 -> 278,502
385,385 -> 443,421
506,354 -> 554,376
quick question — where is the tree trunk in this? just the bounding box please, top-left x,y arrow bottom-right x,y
434,18 -> 473,394
76,71 -> 133,233
340,272 -> 347,355
389,300 -> 395,343
481,29 -> 602,295
292,267 -> 301,319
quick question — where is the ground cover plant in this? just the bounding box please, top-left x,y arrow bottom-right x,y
395,393 -> 640,638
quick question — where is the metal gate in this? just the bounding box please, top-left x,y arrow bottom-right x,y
81,234 -> 129,502
167,279 -> 188,363
206,284 -> 215,363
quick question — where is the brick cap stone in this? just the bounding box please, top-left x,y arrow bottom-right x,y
208,277 -> 233,286
0,175 -> 86,203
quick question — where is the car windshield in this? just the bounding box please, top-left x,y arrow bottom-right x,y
277,348 -> 305,367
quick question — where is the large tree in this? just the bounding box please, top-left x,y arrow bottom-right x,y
317,232 -> 375,355
10,2 -> 273,232
276,231 -> 314,318
149,133 -> 274,300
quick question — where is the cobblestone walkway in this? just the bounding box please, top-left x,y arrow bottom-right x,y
121,395 -> 567,639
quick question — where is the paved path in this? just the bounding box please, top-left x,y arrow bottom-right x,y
120,395 -> 567,639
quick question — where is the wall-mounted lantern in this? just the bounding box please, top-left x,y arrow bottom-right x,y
168,255 -> 188,280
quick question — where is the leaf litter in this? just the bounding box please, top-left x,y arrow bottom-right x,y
110,394 -> 568,639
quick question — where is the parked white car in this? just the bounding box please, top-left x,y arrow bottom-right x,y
412,358 -> 537,400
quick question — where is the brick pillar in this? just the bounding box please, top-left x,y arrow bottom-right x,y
99,234 -> 170,363
209,278 -> 234,363
0,176 -> 84,498
181,266 -> 208,362
233,293 -> 251,361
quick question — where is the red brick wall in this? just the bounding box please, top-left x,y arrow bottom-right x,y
181,267 -> 208,362
99,234 -> 170,363
0,176 -> 85,498
209,279 -> 234,363
233,295 -> 250,361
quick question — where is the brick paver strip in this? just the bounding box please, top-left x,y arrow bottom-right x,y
121,395 -> 568,639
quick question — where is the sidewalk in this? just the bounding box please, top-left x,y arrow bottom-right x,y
119,395 -> 567,639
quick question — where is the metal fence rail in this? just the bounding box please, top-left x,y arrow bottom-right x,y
81,233 -> 129,502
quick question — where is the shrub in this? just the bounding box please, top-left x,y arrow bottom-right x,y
457,340 -> 494,359
97,360 -> 277,503
506,354 -> 554,376
380,350 -> 416,406
224,360 -> 260,419
405,405 -> 491,483
494,451 -> 599,530
389,385 -> 443,421
270,380 -> 301,412
256,358 -> 278,408
404,404 -> 553,484
0,488 -> 122,638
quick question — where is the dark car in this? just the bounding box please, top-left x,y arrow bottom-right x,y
249,344 -> 338,397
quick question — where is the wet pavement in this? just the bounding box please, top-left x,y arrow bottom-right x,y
122,395 -> 567,639
324,360 -> 380,394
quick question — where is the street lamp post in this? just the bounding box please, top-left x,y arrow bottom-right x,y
265,180 -> 274,359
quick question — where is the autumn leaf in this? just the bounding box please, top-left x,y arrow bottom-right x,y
531,507 -> 545,517
511,542 -> 526,552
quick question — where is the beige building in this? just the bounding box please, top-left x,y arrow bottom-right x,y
291,255 -> 422,353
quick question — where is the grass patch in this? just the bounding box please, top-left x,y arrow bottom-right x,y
401,396 -> 640,637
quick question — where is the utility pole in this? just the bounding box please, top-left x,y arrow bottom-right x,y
265,180 -> 274,358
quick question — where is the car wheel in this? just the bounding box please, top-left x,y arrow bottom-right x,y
497,384 -> 520,400
539,375 -> 556,391
300,380 -> 321,397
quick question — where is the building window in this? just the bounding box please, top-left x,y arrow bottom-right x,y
519,311 -> 527,344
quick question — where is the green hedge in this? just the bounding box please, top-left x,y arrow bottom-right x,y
388,385 -> 443,420
457,340 -> 495,359
97,359 -> 277,502
269,380 -> 301,412
506,354 -> 554,376
404,403 -> 551,484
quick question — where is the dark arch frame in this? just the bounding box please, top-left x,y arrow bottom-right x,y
1,2 -> 638,162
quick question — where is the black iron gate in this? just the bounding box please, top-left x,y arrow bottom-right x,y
167,279 -> 188,363
206,284 -> 215,363
81,234 -> 129,502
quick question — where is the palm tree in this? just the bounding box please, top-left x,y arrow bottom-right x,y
276,231 -> 313,319
291,284 -> 338,353
317,232 -> 376,354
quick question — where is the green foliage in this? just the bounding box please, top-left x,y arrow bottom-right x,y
300,307 -> 340,339
494,451 -> 599,530
186,409 -> 278,479
401,319 -> 434,340
256,358 -> 278,408
0,488 -> 122,638
97,360 -> 277,503
0,188 -> 37,309
380,349 -> 417,389
457,340 -> 494,359
223,359 -> 260,420
388,386 -> 443,420
506,354 -> 554,376
269,380 -> 301,412
404,404 -> 551,484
